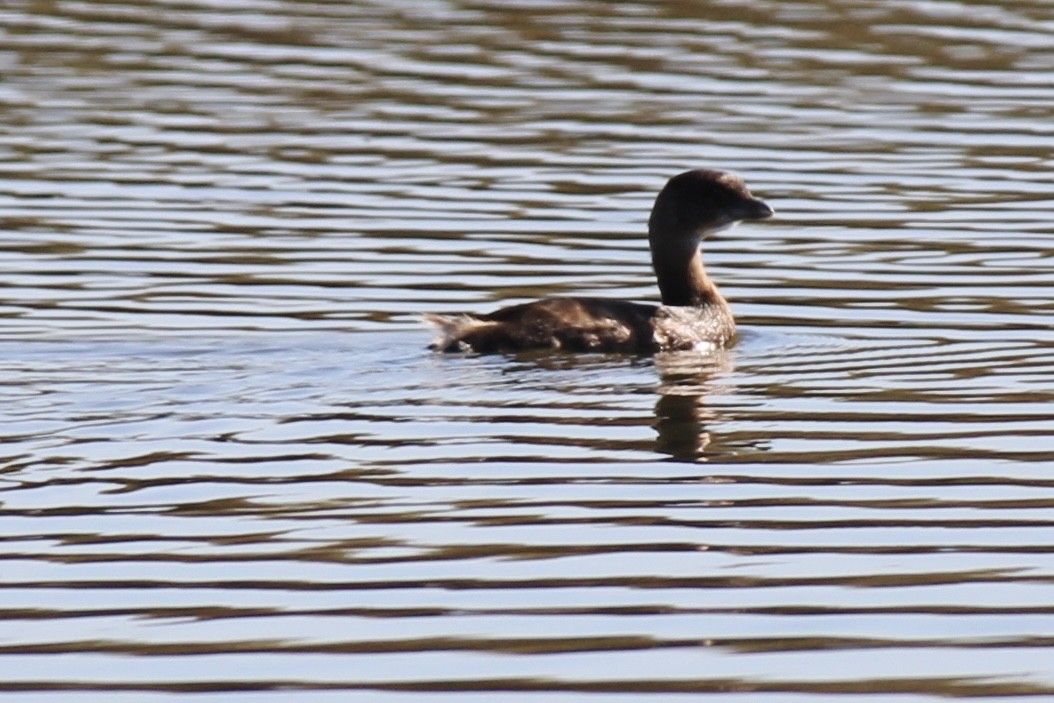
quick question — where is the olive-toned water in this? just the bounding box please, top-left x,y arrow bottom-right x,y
3,1 -> 1054,700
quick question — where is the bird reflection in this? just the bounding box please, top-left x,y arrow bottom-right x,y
652,350 -> 733,461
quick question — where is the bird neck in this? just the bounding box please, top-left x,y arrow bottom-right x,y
650,236 -> 726,308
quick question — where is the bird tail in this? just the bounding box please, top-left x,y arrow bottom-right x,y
422,313 -> 496,352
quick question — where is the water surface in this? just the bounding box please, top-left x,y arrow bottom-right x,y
3,0 -> 1054,700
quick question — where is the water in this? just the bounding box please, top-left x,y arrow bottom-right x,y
3,0 -> 1054,700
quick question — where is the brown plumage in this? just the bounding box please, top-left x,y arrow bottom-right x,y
425,169 -> 773,354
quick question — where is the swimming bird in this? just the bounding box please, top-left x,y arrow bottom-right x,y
426,169 -> 773,353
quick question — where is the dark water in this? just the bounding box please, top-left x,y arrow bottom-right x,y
3,0 -> 1054,700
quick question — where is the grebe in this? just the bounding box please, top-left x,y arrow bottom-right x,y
426,169 -> 773,353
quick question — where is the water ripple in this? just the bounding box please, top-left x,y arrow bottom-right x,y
4,0 -> 1054,700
